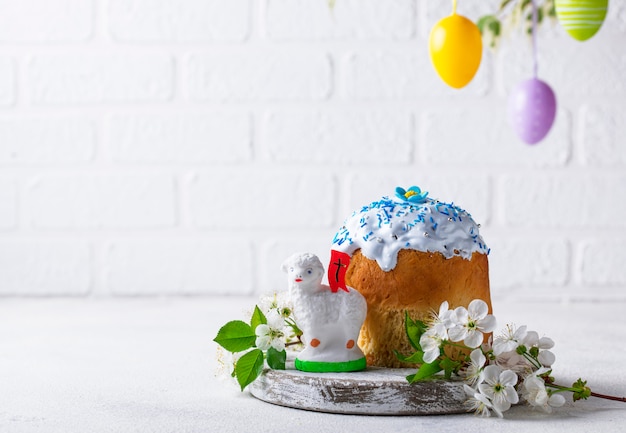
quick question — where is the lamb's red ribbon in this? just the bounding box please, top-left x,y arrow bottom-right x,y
328,250 -> 350,293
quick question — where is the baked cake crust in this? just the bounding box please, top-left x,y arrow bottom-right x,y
347,249 -> 491,367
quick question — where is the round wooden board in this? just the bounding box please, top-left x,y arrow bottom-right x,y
249,368 -> 468,415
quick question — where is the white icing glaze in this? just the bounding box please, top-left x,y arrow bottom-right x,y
332,195 -> 488,272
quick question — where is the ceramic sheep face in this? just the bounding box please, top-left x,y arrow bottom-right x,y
282,253 -> 325,295
281,252 -> 367,373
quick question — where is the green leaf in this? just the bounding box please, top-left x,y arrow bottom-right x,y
407,361 -> 443,383
477,15 -> 500,36
394,349 -> 425,364
477,15 -> 502,48
404,311 -> 427,351
572,378 -> 592,402
250,305 -> 267,331
286,320 -> 303,339
489,19 -> 501,37
440,357 -> 461,380
235,349 -> 265,391
213,320 -> 256,353
266,347 -> 286,370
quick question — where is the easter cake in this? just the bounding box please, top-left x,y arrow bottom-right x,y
330,186 -> 491,367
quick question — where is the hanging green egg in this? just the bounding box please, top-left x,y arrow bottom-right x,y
555,0 -> 608,41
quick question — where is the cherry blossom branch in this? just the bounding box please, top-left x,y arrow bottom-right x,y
547,382 -> 626,403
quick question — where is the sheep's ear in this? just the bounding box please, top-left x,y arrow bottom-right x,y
280,260 -> 288,273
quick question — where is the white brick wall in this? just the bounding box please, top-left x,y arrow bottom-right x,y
108,0 -> 250,42
1,0 -> 625,303
0,57 -> 14,106
28,174 -> 177,229
0,118 -> 96,163
109,112 -> 253,163
0,178 -> 17,229
185,51 -> 332,101
0,0 -> 93,42
28,55 -> 174,104
0,241 -> 92,295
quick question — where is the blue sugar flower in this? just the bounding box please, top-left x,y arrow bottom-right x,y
395,186 -> 429,204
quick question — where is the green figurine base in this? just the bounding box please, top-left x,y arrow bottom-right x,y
295,357 -> 367,373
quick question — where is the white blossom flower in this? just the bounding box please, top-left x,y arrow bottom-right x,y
215,346 -> 232,381
462,348 -> 487,386
215,346 -> 244,384
419,323 -> 447,364
522,374 -> 566,413
478,365 -> 520,413
522,331 -> 554,349
523,331 -> 556,367
448,299 -> 497,348
259,293 -> 279,313
259,291 -> 293,319
493,324 -> 528,356
464,384 -> 501,418
432,301 -> 454,328
537,350 -> 555,367
255,311 -> 286,352
495,350 -> 528,373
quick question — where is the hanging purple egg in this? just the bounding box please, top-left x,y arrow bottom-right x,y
508,78 -> 557,145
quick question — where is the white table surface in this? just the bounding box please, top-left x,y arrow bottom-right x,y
2,296 -> 625,433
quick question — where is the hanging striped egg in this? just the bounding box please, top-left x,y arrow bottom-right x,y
555,0 -> 608,41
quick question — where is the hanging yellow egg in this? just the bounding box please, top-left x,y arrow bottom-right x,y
429,13 -> 483,89
555,0 -> 608,41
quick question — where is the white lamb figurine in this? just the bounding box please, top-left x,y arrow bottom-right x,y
281,252 -> 367,372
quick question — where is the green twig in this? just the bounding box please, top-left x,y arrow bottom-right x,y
548,382 -> 626,403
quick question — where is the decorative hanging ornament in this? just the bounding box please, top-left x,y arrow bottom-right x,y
429,0 -> 482,89
508,78 -> 556,144
508,0 -> 557,145
555,0 -> 608,41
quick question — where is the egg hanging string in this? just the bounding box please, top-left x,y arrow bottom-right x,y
452,0 -> 457,14
506,0 -> 557,144
532,0 -> 538,78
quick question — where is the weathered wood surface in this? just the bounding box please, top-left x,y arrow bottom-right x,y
248,368 -> 468,415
